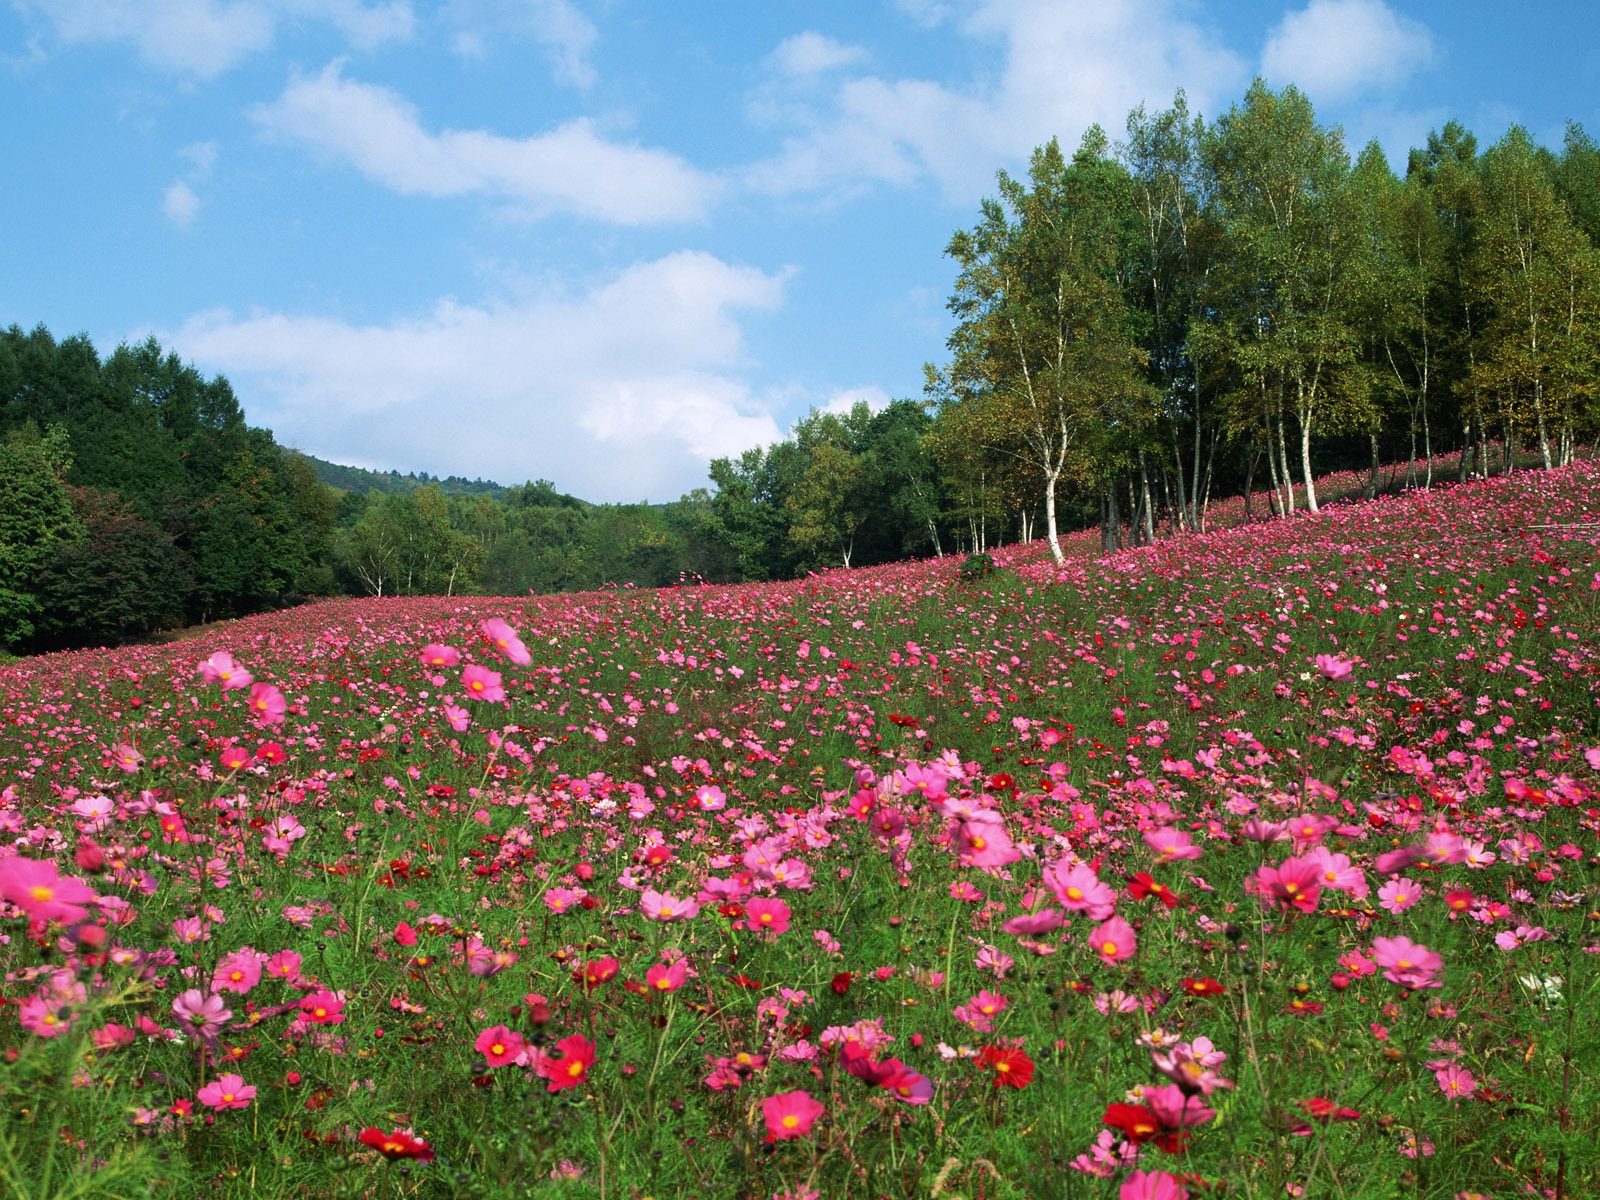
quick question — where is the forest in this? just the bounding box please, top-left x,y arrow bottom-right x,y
2,80 -> 1596,653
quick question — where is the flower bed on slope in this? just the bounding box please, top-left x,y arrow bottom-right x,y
0,462 -> 1597,1200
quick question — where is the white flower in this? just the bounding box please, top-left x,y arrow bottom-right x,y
1518,975 -> 1563,1008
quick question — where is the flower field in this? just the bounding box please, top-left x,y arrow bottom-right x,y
2,462 -> 1598,1200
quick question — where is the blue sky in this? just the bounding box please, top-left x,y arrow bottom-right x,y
4,1 -> 1597,502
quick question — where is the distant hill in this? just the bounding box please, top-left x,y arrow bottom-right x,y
289,450 -> 509,499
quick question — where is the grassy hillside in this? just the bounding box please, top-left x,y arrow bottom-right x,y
0,462 -> 1596,1200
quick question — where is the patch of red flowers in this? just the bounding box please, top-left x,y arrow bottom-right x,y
358,1127 -> 434,1162
975,1044 -> 1033,1089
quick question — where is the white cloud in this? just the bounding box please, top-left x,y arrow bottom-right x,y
822,385 -> 891,415
160,139 -> 219,227
251,63 -> 718,224
446,0 -> 598,87
16,0 -> 412,78
162,180 -> 201,227
165,252 -> 790,502
744,0 -> 1247,203
768,32 -> 867,78
1261,0 -> 1435,102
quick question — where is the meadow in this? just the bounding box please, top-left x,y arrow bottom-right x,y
1,459 -> 1597,1200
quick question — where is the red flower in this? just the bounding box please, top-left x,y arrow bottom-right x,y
1298,1097 -> 1360,1123
1127,872 -> 1184,908
1179,976 -> 1225,997
1104,1102 -> 1161,1143
572,957 -> 620,991
358,1127 -> 435,1162
728,973 -> 762,991
830,972 -> 853,996
537,1033 -> 597,1093
975,1044 -> 1033,1089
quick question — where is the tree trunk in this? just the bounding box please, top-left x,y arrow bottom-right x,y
1297,379 -> 1320,514
1044,471 -> 1064,566
1242,445 -> 1258,523
1138,451 -> 1155,545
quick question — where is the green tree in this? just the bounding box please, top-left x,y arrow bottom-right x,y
0,426 -> 83,648
1205,80 -> 1365,514
940,132 -> 1154,565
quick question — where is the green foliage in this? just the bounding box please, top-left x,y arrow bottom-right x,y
0,426 -> 83,648
956,551 -> 999,581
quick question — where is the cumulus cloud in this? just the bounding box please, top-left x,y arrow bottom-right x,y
16,0 -> 412,78
162,180 -> 201,227
165,252 -> 790,502
744,0 -> 1247,203
768,32 -> 868,78
1261,0 -> 1435,102
446,0 -> 598,87
251,62 -> 718,224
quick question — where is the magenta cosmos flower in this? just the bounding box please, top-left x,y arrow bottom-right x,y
461,664 -> 505,703
196,1073 -> 255,1111
0,856 -> 97,926
1314,654 -> 1355,681
1090,915 -> 1137,964
197,651 -> 252,691
1371,936 -> 1443,989
418,643 -> 460,668
763,1090 -> 825,1141
482,618 -> 532,666
475,1025 -> 526,1067
247,682 -> 287,725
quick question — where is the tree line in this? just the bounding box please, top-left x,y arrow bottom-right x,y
701,82 -> 1599,572
3,79 -> 1596,652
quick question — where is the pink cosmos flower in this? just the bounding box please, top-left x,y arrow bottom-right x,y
461,664 -> 505,703
744,897 -> 792,936
762,1090 -> 825,1141
1090,915 -> 1137,965
1304,847 -> 1369,898
211,950 -> 263,995
111,743 -> 144,773
475,1025 -> 526,1067
1001,908 -> 1063,936
1314,654 -> 1355,681
1121,1171 -> 1189,1200
955,819 -> 1020,870
298,991 -> 346,1025
218,745 -> 251,771
418,643 -> 460,668
197,652 -> 252,691
645,959 -> 689,993
1371,936 -> 1443,989
266,949 -> 303,982
1378,877 -> 1422,914
639,889 -> 700,922
19,991 -> 76,1038
172,990 -> 233,1040
482,618 -> 532,667
0,856 -> 97,925
1144,828 -> 1201,863
1251,856 -> 1322,912
247,683 -> 287,725
1145,1083 -> 1216,1130
1434,1064 -> 1477,1100
1044,861 -> 1117,920
443,702 -> 470,732
196,1074 -> 255,1111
